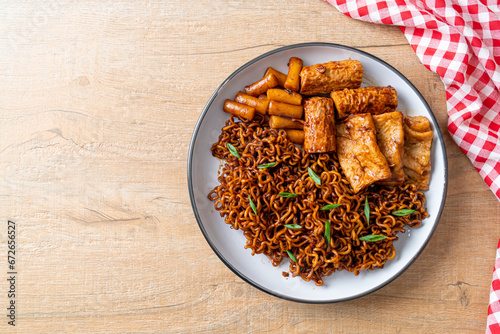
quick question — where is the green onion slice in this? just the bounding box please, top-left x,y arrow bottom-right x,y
359,235 -> 387,242
286,250 -> 297,263
248,196 -> 257,215
278,192 -> 298,198
257,162 -> 277,169
324,220 -> 331,247
284,224 -> 302,229
227,143 -> 240,159
364,197 -> 370,226
308,167 -> 321,186
392,209 -> 419,216
320,204 -> 341,210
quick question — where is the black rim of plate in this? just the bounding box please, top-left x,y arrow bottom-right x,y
187,42 -> 448,304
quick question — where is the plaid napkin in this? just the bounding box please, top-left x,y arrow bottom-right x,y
488,240 -> 500,333
325,0 -> 500,201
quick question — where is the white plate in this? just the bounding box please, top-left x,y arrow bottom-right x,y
188,43 -> 447,303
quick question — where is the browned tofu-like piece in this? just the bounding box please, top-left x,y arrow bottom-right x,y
303,97 -> 336,153
405,164 -> 431,191
331,86 -> 398,119
336,114 -> 391,193
372,112 -> 405,186
403,116 -> 433,190
299,60 -> 363,95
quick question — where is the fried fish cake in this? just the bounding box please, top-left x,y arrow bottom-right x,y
299,60 -> 363,95
372,111 -> 405,186
303,97 -> 336,154
403,116 -> 433,190
332,86 -> 398,119
336,113 -> 391,193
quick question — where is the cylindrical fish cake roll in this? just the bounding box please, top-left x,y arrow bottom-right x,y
303,97 -> 336,153
331,86 -> 398,119
299,59 -> 363,95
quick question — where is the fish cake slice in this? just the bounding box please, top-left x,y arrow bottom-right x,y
331,86 -> 398,119
336,113 -> 391,193
303,97 -> 336,153
372,111 -> 405,186
403,116 -> 433,190
299,59 -> 363,95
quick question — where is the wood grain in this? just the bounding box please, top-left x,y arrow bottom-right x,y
0,0 -> 498,333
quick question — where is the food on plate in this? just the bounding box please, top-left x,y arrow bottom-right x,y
235,91 -> 270,115
266,88 -> 302,105
269,115 -> 303,129
268,100 -> 304,119
403,116 -> 433,190
222,99 -> 255,121
244,72 -> 279,96
284,57 -> 303,92
264,67 -> 287,87
372,111 -> 405,186
209,116 -> 427,286
211,56 -> 432,286
284,129 -> 305,144
336,113 -> 392,193
299,59 -> 363,95
303,96 -> 336,153
331,86 -> 398,119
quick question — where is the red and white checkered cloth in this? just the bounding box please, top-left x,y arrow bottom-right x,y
323,0 -> 500,331
488,240 -> 500,333
325,0 -> 500,201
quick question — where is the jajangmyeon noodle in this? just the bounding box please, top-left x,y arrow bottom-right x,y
208,115 -> 427,286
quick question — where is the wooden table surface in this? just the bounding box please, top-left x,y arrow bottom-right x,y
1,1 -> 499,333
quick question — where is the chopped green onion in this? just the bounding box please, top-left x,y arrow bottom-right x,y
284,224 -> 302,229
227,143 -> 240,159
248,196 -> 257,215
359,235 -> 387,242
286,250 -> 297,263
278,192 -> 298,198
257,162 -> 277,169
308,167 -> 321,186
320,204 -> 341,210
324,220 -> 331,247
392,209 -> 419,216
364,197 -> 370,226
